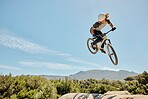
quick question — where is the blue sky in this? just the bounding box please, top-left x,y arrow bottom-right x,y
0,0 -> 148,76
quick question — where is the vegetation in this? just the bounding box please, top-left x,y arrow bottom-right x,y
0,71 -> 148,99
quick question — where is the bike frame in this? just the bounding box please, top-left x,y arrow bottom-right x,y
87,29 -> 118,65
93,30 -> 112,51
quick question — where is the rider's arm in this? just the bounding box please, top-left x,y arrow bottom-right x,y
90,27 -> 95,34
109,22 -> 116,31
106,19 -> 114,28
109,22 -> 114,28
90,22 -> 100,34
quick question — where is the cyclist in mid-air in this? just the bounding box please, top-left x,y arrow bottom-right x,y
90,13 -> 116,53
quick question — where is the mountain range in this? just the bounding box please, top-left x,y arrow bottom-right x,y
41,69 -> 138,80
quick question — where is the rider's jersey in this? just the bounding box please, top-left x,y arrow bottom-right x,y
93,19 -> 111,31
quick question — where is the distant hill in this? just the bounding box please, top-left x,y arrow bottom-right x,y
41,69 -> 138,80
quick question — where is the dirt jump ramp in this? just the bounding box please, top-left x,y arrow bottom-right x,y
59,91 -> 148,99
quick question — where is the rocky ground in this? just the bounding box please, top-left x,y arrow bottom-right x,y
59,91 -> 148,99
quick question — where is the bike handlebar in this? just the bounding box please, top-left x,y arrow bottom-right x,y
93,27 -> 116,38
104,27 -> 116,35
104,30 -> 112,35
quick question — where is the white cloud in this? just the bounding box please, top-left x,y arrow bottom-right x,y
0,31 -> 56,54
20,60 -> 75,70
56,52 -> 72,57
101,66 -> 119,71
65,56 -> 99,67
0,29 -> 100,70
53,51 -> 100,67
0,65 -> 20,70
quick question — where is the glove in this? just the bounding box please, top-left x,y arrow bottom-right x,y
111,27 -> 116,31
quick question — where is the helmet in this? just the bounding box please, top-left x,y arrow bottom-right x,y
98,14 -> 106,21
98,13 -> 109,21
105,13 -> 109,18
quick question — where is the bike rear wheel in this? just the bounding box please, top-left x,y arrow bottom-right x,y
87,38 -> 98,54
106,44 -> 118,65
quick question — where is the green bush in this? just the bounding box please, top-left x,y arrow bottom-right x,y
0,71 -> 148,98
0,74 -> 57,99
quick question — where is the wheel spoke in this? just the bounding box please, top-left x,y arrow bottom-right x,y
110,53 -> 114,55
87,38 -> 98,54
107,44 -> 118,65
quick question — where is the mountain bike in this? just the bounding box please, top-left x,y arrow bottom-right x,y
87,29 -> 118,65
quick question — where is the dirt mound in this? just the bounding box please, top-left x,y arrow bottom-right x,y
59,91 -> 148,99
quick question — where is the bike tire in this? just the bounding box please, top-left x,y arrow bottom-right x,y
87,38 -> 98,54
106,44 -> 118,65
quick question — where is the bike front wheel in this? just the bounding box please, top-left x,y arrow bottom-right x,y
106,44 -> 118,65
87,38 -> 98,54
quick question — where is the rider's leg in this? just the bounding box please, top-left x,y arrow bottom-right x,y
93,37 -> 106,54
93,30 -> 106,53
92,30 -> 103,45
93,37 -> 102,45
100,41 -> 106,54
101,42 -> 104,48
